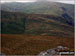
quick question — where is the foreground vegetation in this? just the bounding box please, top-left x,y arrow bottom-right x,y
1,34 -> 74,55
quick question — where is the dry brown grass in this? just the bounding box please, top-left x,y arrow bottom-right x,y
1,34 -> 74,55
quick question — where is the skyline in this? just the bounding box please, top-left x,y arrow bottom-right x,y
0,0 -> 74,4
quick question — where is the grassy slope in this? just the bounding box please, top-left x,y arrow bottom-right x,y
1,2 -> 74,17
1,2 -> 74,55
1,11 -> 74,37
1,34 -> 74,55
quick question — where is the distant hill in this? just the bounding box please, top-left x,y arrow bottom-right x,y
1,2 -> 74,17
1,10 -> 74,37
1,1 -> 74,37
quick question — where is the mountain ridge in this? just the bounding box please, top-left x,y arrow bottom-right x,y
1,2 -> 74,17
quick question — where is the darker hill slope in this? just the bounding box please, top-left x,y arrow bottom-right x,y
1,10 -> 74,37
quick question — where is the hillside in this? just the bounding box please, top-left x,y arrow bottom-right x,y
1,1 -> 74,55
1,10 -> 74,37
1,2 -> 74,17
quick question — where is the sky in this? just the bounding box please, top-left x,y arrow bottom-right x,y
0,0 -> 74,4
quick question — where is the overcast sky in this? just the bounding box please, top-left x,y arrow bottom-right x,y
1,0 -> 74,4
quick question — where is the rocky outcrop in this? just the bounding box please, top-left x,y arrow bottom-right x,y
38,46 -> 70,56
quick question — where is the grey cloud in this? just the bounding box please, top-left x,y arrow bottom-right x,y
1,0 -> 74,1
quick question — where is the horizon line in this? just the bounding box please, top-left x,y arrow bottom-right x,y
0,1 -> 74,4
